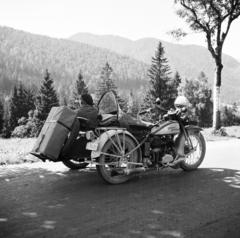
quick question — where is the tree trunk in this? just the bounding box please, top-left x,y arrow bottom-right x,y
212,64 -> 222,130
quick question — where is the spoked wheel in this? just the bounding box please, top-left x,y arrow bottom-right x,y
97,134 -> 140,184
180,131 -> 206,171
62,159 -> 89,170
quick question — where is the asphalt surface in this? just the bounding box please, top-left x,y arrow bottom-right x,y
1,139 -> 240,238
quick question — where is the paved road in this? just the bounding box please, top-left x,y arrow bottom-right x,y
1,139 -> 240,238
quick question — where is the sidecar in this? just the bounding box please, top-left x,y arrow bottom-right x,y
63,91 -> 148,183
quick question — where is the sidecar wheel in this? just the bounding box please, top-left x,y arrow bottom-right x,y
62,160 -> 88,170
97,134 -> 139,185
180,131 -> 206,171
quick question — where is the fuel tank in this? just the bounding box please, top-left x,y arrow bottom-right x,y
151,120 -> 180,135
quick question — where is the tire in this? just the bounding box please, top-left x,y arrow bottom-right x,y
62,160 -> 89,170
97,134 -> 139,185
180,131 -> 206,171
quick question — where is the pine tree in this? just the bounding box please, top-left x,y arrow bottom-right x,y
15,83 -> 35,119
96,62 -> 117,100
96,62 -> 126,110
0,98 -> 4,134
1,82 -> 36,137
8,85 -> 19,131
24,87 -> 35,115
144,42 -> 178,120
2,98 -> 11,138
147,42 -> 177,108
36,69 -> 59,121
173,71 -> 181,94
69,71 -> 88,109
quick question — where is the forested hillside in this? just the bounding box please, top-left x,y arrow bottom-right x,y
70,33 -> 240,103
1,27 -> 240,104
0,27 -> 148,98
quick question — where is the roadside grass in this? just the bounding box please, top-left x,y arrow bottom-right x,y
202,126 -> 240,141
0,126 -> 240,165
0,138 -> 38,165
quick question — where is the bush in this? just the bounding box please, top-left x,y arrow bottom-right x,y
11,125 -> 30,138
11,110 -> 44,138
221,104 -> 240,126
212,127 -> 228,137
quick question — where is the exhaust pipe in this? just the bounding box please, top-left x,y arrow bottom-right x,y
124,167 -> 146,175
169,157 -> 185,167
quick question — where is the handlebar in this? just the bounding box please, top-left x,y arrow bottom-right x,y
139,107 -> 187,116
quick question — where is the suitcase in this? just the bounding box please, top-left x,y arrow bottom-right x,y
31,106 -> 77,161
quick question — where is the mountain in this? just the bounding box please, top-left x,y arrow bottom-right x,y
70,33 -> 240,103
0,27 -> 148,100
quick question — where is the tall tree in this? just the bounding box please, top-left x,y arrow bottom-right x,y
173,71 -> 182,90
2,83 -> 35,136
69,71 -> 88,109
174,0 -> 240,130
36,69 -> 59,122
16,83 -> 35,118
2,99 -> 11,138
145,42 -> 178,118
96,62 -> 118,100
180,72 -> 213,127
8,86 -> 19,132
172,71 -> 182,100
96,62 -> 126,110
24,87 -> 35,115
0,98 -> 4,133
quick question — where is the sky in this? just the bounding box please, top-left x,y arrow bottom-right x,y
0,0 -> 240,60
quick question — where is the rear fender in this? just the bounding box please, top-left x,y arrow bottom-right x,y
91,129 -> 141,159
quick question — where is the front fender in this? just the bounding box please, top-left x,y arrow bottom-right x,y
91,129 -> 141,159
185,125 -> 203,133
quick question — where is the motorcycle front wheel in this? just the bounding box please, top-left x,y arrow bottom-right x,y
97,134 -> 139,185
180,131 -> 206,171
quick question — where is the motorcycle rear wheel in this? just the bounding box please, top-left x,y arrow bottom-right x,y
180,131 -> 206,171
97,134 -> 139,184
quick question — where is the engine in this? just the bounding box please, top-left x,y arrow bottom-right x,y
149,135 -> 176,165
150,135 -> 174,152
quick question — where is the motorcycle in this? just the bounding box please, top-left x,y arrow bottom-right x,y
59,91 -> 206,184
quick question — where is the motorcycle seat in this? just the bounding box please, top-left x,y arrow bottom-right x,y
128,120 -> 153,131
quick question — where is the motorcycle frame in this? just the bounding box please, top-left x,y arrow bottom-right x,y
84,114 -> 201,167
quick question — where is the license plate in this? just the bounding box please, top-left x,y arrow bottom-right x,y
86,141 -> 98,151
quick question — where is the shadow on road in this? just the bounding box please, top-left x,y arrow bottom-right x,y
1,165 -> 240,238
